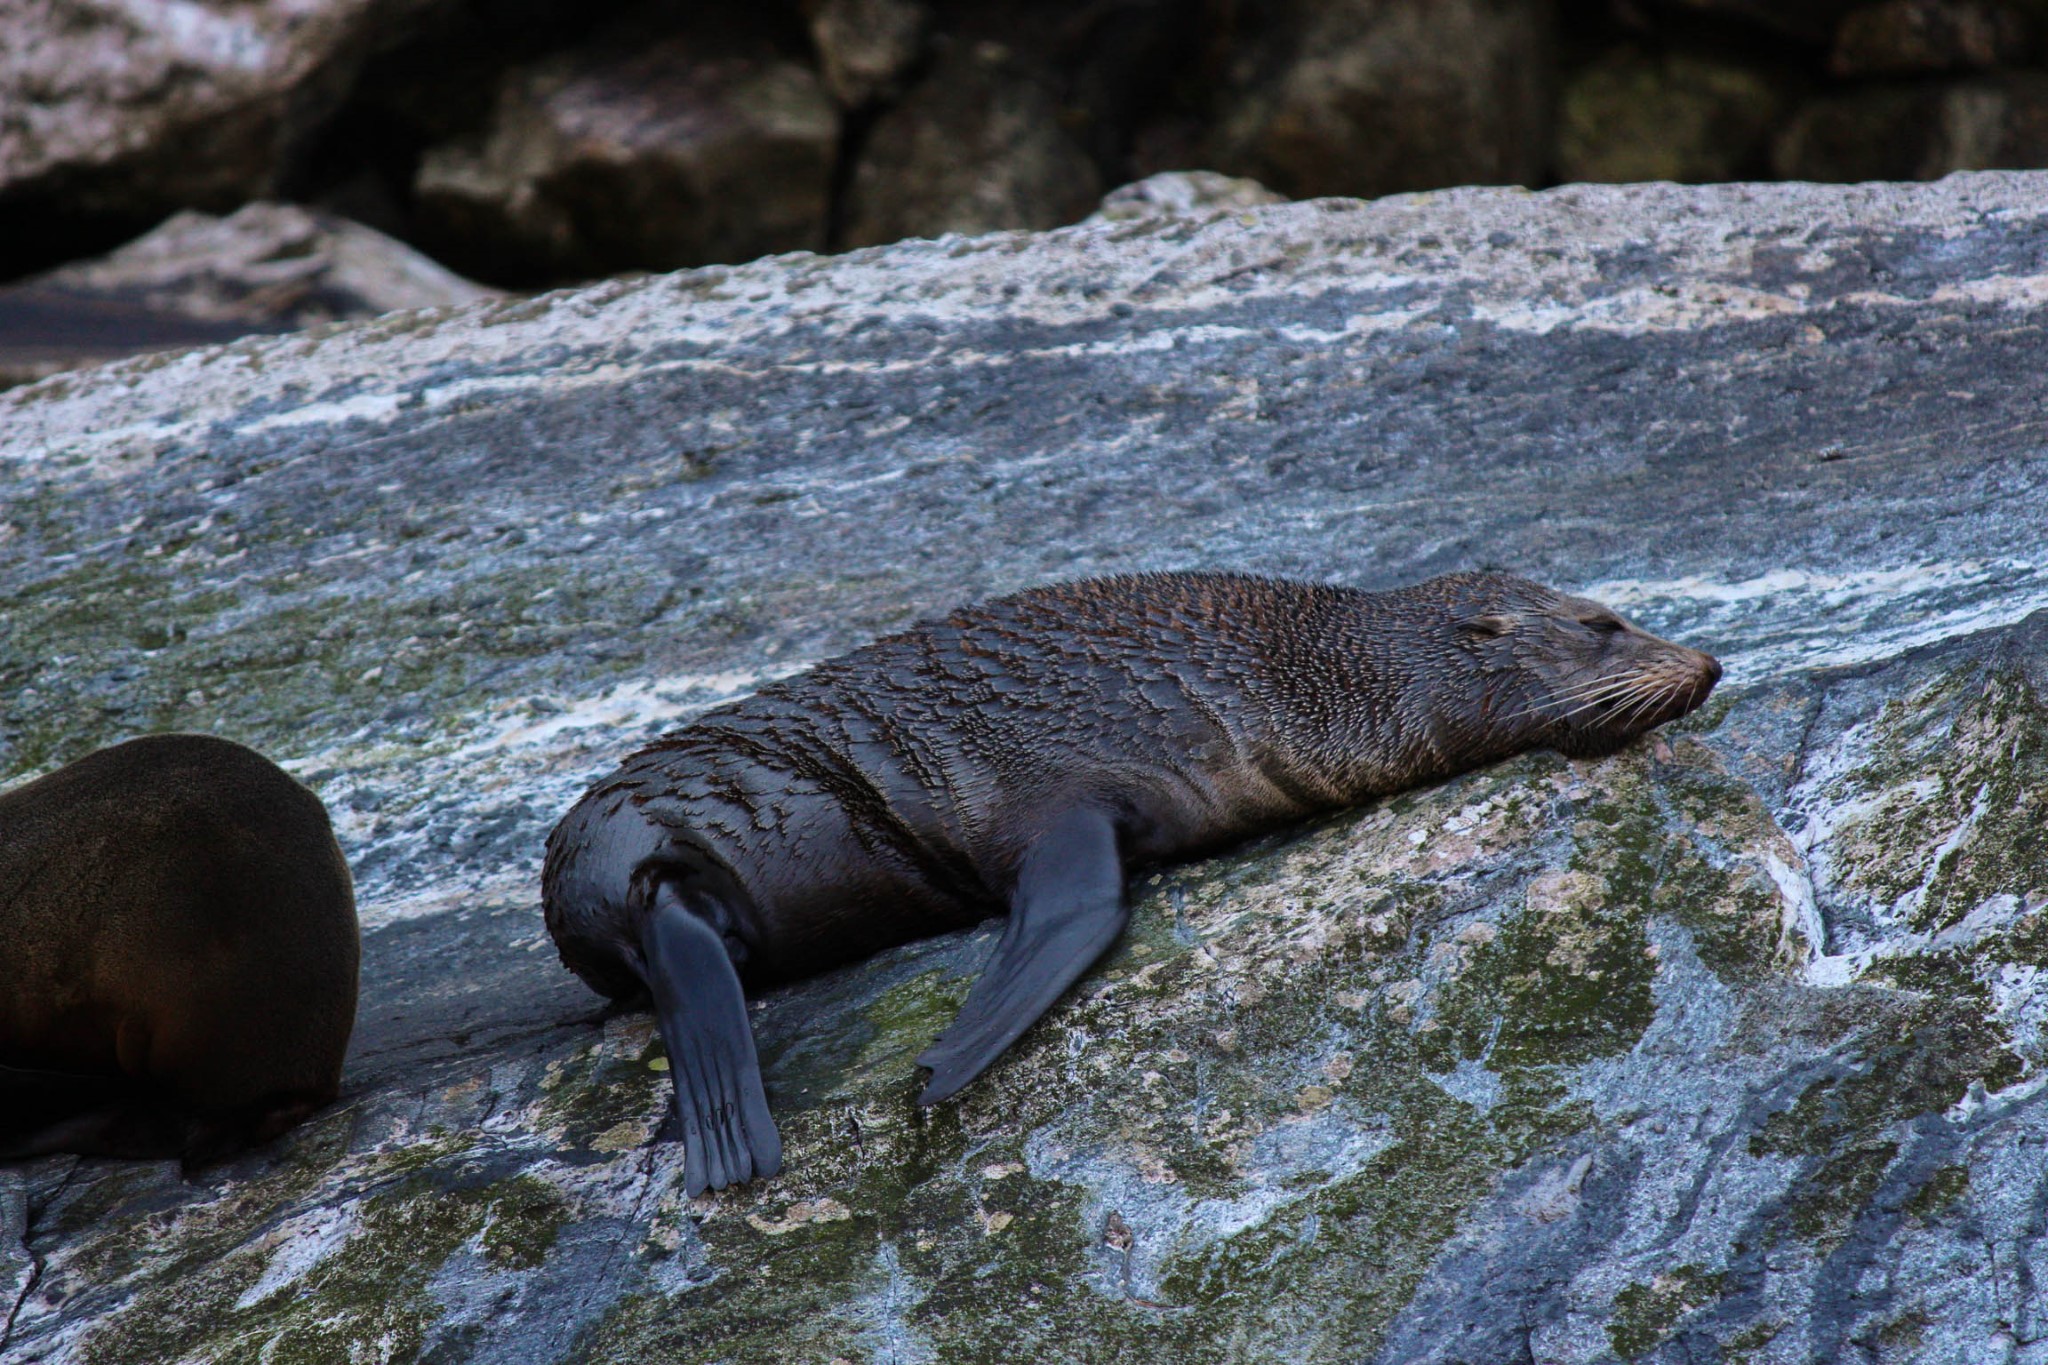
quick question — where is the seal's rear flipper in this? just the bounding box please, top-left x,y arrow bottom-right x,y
918,806 -> 1128,1104
640,882 -> 782,1197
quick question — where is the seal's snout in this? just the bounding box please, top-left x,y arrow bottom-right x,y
1689,651 -> 1723,709
1515,588 -> 1727,756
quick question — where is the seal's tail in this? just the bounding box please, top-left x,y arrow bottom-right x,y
638,880 -> 782,1196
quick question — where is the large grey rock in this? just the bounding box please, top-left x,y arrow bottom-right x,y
0,202 -> 498,389
413,17 -> 839,281
3,171 -> 2048,1363
1205,0 -> 1556,199
0,0 -> 449,237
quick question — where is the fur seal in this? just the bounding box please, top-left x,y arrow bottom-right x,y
543,571 -> 1720,1194
0,734 -> 359,1163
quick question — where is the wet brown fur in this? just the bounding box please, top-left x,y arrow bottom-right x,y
545,569 -> 1719,1005
0,734 -> 359,1163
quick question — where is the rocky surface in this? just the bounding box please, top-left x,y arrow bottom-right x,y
0,202 -> 497,389
1084,171 -> 1287,225
804,0 -> 931,108
1829,0 -> 2034,75
3,171 -> 2048,1363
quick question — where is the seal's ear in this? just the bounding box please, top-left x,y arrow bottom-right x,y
1457,614 -> 1514,638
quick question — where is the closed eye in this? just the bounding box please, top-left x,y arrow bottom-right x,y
1585,617 -> 1624,636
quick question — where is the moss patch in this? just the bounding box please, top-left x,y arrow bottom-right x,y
1810,667 -> 2048,939
1902,1163 -> 1970,1221
76,1169 -> 573,1365
1608,1264 -> 1728,1360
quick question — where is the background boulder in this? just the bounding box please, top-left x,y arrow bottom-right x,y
0,201 -> 497,387
3,171 -> 2047,1364
1774,72 -> 2048,179
803,0 -> 931,107
1205,0 -> 1558,199
11,0 -> 2048,298
842,37 -> 1100,247
1828,0 -> 2034,75
1085,169 -> 1286,224
412,13 -> 839,282
1556,47 -> 1797,184
0,0 -> 456,268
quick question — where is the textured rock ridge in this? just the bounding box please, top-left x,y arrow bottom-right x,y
1,173 -> 2047,1363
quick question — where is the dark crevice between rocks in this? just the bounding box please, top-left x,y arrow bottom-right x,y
4,1154 -> 83,1353
821,104 -> 890,254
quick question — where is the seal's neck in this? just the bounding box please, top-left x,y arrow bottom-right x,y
1253,583 -> 1509,803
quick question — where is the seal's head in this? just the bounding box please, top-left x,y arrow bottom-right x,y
1438,572 -> 1721,759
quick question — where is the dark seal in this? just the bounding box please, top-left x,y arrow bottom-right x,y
0,734 -> 359,1163
542,571 -> 1721,1194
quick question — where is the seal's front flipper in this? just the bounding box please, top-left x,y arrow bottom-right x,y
639,881 -> 782,1196
918,806 -> 1128,1105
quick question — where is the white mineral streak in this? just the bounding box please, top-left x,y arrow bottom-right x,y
10,173 -> 2048,479
1474,280 -> 1808,335
289,666 -> 804,928
444,668 -> 796,760
233,1205 -> 361,1309
1583,559 -> 2048,684
1429,1057 -> 1504,1114
111,0 -> 274,71
1762,851 -> 1829,978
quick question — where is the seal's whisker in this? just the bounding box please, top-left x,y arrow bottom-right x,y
1626,678 -> 1683,728
1555,672 -> 1639,700
1546,679 -> 1655,723
1609,688 -> 1664,728
1509,676 -> 1641,720
1623,678 -> 1674,727
1508,691 -> 1624,726
1618,684 -> 1666,729
1505,681 -> 1639,723
1544,682 -> 1630,711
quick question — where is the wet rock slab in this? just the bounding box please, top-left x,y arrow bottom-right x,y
4,172 -> 2048,1363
